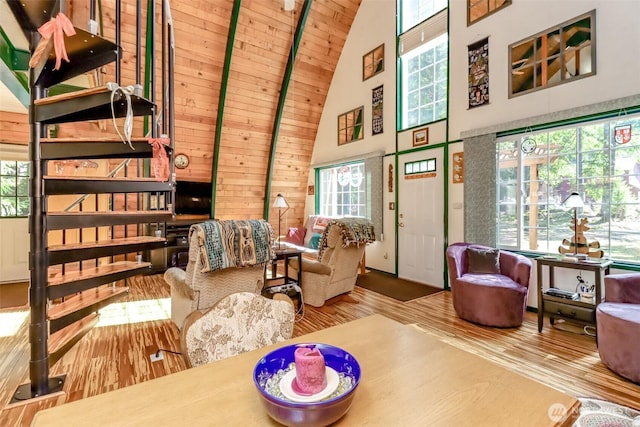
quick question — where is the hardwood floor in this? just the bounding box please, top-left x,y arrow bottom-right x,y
0,273 -> 638,426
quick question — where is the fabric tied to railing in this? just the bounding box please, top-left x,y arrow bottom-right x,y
29,13 -> 76,70
148,135 -> 170,181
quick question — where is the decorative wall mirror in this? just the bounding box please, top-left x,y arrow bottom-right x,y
362,44 -> 384,81
468,0 -> 511,25
338,106 -> 364,145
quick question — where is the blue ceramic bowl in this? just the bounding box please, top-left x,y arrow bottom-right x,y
253,343 -> 361,427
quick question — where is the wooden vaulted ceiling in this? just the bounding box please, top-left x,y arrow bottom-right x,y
130,0 -> 361,228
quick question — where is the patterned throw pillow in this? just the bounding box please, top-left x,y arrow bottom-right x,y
285,227 -> 306,246
308,233 -> 322,250
312,216 -> 331,233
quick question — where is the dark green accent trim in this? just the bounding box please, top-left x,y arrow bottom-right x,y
0,60 -> 29,108
0,26 -> 30,70
263,0 -> 312,220
314,168 -> 320,215
47,84 -> 86,97
397,140 -> 447,157
212,0 -> 242,219
443,4 -> 451,290
143,0 -> 153,137
399,118 -> 448,134
497,105 -> 640,138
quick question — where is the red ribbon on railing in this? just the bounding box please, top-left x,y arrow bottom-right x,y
148,136 -> 171,181
29,13 -> 76,70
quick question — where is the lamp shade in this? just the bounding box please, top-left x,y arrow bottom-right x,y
273,193 -> 288,209
562,192 -> 584,209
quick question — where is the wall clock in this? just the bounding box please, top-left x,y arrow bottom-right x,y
175,153 -> 189,169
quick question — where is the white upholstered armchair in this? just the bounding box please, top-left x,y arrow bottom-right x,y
164,219 -> 274,329
287,218 -> 374,312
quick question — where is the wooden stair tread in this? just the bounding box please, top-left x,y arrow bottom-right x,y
34,86 -> 110,106
49,210 -> 172,217
43,176 -> 165,182
41,137 -> 149,143
48,261 -> 151,287
48,286 -> 129,320
48,313 -> 100,359
48,236 -> 165,252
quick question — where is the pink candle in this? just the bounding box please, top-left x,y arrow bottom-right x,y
293,347 -> 327,395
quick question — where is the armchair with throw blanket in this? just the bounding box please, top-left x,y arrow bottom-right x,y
164,219 -> 275,329
287,218 -> 375,312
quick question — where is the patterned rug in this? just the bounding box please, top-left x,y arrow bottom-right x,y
574,398 -> 640,426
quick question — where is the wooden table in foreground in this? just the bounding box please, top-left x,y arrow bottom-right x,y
32,315 -> 579,426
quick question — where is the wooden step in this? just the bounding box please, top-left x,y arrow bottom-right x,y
31,27 -> 120,89
48,285 -> 129,333
43,176 -> 174,195
46,210 -> 174,231
48,236 -> 167,265
40,137 -> 164,160
48,260 -> 151,300
35,85 -> 154,125
48,313 -> 100,367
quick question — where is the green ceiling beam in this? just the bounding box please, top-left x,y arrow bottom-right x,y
263,0 -> 312,220
210,0 -> 242,219
0,25 -> 30,108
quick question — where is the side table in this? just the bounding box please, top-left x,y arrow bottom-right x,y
537,256 -> 611,333
263,248 -> 303,315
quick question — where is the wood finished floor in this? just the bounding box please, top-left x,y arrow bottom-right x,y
1,274 -> 639,426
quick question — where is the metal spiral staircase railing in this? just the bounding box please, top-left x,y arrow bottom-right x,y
7,0 -> 176,402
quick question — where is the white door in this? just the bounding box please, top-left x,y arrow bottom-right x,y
0,144 -> 29,283
398,148 -> 445,287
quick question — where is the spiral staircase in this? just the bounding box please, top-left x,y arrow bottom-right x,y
6,0 -> 176,402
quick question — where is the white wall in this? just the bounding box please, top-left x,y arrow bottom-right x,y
309,0 -> 396,273
448,0 -> 640,140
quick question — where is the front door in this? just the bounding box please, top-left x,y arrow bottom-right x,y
397,147 -> 445,287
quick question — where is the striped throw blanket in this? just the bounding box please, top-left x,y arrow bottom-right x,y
191,219 -> 275,273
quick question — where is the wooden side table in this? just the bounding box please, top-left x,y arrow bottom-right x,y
536,256 -> 611,333
267,248 -> 302,288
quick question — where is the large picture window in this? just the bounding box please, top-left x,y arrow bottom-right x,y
319,162 -> 367,218
0,160 -> 30,217
398,0 -> 447,33
398,8 -> 448,130
496,113 -> 640,263
509,11 -> 595,97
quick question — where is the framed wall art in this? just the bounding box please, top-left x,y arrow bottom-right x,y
468,37 -> 489,108
363,44 -> 384,81
412,128 -> 428,147
372,85 -> 383,135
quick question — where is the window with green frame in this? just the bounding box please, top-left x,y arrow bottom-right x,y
398,6 -> 448,130
398,0 -> 447,33
0,160 -> 30,217
318,162 -> 367,218
496,113 -> 640,263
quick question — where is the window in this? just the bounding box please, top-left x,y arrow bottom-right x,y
399,9 -> 448,130
399,0 -> 447,33
509,11 -> 595,97
0,160 -> 30,217
338,106 -> 364,145
496,113 -> 640,263
319,162 -> 367,218
468,0 -> 511,26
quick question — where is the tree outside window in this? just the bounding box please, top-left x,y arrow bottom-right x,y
496,114 -> 640,262
0,160 -> 30,217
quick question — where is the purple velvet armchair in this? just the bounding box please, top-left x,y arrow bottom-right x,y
596,273 -> 640,384
446,243 -> 532,328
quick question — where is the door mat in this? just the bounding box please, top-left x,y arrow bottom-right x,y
356,270 -> 441,302
0,282 -> 29,309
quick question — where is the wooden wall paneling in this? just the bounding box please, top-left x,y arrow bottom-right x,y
0,112 -> 29,144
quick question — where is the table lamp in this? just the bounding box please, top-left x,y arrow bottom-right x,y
562,192 -> 585,258
273,193 -> 289,249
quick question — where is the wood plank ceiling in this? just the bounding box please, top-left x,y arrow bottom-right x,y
76,0 -> 361,230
